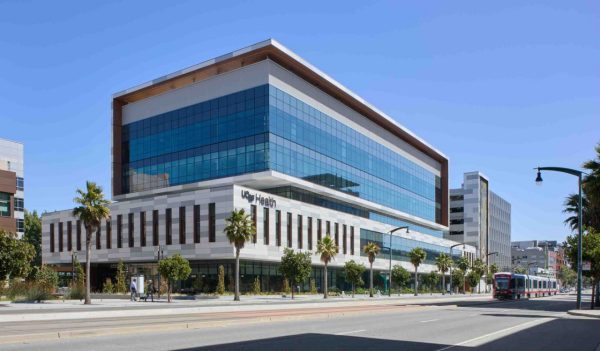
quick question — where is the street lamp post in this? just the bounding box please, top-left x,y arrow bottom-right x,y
484,252 -> 498,293
449,243 -> 465,295
156,245 -> 164,299
535,166 -> 585,310
387,226 -> 409,297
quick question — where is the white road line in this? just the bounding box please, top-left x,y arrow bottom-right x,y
335,329 -> 366,335
434,318 -> 553,351
419,319 -> 440,323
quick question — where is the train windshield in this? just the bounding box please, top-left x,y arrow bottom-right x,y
495,277 -> 510,290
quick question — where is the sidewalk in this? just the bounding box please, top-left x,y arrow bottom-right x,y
567,309 -> 600,319
0,293 -> 492,323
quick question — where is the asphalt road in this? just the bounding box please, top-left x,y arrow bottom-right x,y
3,294 -> 599,351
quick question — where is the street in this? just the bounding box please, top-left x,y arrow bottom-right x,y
2,293 -> 599,351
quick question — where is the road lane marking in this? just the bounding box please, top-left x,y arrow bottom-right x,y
434,317 -> 553,351
419,319 -> 440,323
335,329 -> 366,335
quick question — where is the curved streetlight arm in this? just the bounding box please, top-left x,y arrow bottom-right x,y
536,166 -> 585,177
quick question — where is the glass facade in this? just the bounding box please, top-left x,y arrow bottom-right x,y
360,229 -> 462,265
121,84 -> 442,223
0,192 -> 9,217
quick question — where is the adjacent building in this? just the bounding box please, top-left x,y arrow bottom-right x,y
511,240 -> 565,276
42,40 -> 475,292
446,171 -> 511,271
0,138 -> 24,237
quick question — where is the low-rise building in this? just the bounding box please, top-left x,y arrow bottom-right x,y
0,138 -> 24,237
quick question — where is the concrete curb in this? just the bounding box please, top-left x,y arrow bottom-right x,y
567,310 -> 600,319
0,304 -> 457,345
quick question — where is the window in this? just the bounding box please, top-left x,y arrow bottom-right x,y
16,177 -> 24,191
117,215 -> 122,248
0,192 -> 9,217
343,224 -> 347,254
59,222 -> 63,252
50,223 -> 55,253
179,207 -> 186,244
326,221 -> 331,237
450,195 -> 463,201
193,205 -> 200,244
251,205 -> 257,244
96,226 -> 102,250
166,209 -> 172,245
317,219 -> 322,242
140,212 -> 146,247
14,197 -> 24,212
16,218 -> 24,233
297,215 -> 303,249
208,203 -> 215,242
67,221 -> 72,251
128,213 -> 134,247
153,210 -> 159,246
350,226 -> 354,255
449,231 -> 464,235
307,217 -> 313,250
106,218 -> 112,249
334,223 -> 339,247
450,219 -> 464,225
77,220 -> 82,251
263,208 -> 269,245
450,207 -> 464,213
275,210 -> 281,246
287,212 -> 292,248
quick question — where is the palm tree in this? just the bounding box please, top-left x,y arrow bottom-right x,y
456,256 -> 470,294
363,242 -> 381,297
316,235 -> 338,299
471,258 -> 487,293
409,248 -> 426,296
435,253 -> 452,295
72,181 -> 110,305
563,143 -> 600,230
224,209 -> 256,301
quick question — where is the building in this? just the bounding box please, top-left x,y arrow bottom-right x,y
0,138 -> 24,237
446,171 -> 511,271
511,240 -> 565,276
42,40 -> 475,292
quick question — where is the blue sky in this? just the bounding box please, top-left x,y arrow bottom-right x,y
1,1 -> 598,242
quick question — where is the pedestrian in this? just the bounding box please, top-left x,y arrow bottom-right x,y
145,280 -> 155,302
130,278 -> 137,301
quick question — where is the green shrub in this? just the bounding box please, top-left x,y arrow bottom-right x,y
251,277 -> 261,295
6,280 -> 28,300
35,266 -> 58,293
7,281 -> 53,302
115,260 -> 127,293
309,278 -> 317,294
216,265 -> 225,295
69,283 -> 86,300
102,279 -> 114,293
355,287 -> 367,294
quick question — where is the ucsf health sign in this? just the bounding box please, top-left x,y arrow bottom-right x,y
241,190 -> 277,208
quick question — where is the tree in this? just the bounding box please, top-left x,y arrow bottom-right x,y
224,209 -> 256,301
514,266 -> 526,274
316,235 -> 338,299
251,277 -> 261,295
435,253 -> 452,295
423,271 -> 439,294
564,227 -> 600,308
0,230 -> 35,281
36,265 -> 58,293
344,260 -> 365,298
409,248 -> 426,296
72,181 -> 110,304
216,265 -> 225,295
23,210 -> 42,268
392,265 -> 411,293
471,258 -> 486,293
279,248 -> 312,299
456,256 -> 470,293
466,271 -> 479,294
563,142 -> 600,231
282,277 -> 291,294
363,242 -> 381,297
452,269 -> 465,292
309,278 -> 317,294
557,265 -> 576,288
115,260 -> 127,294
158,254 -> 192,302
487,263 -> 499,285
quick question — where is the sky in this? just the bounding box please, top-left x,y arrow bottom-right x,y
0,0 -> 598,243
